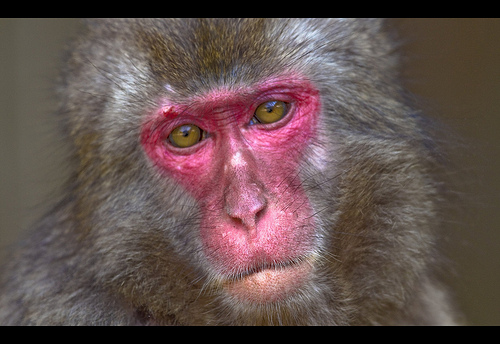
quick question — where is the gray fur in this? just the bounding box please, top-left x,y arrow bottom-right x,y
0,18 -> 457,325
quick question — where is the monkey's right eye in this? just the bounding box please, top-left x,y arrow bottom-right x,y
168,124 -> 205,148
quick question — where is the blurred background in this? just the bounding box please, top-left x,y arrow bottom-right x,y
0,18 -> 499,325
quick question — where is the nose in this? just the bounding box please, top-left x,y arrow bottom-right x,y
223,151 -> 267,236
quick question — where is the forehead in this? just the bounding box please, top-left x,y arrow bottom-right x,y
130,18 -> 291,95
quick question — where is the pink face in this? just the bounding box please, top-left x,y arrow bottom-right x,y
141,75 -> 321,304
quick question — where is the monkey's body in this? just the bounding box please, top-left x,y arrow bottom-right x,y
0,19 -> 457,325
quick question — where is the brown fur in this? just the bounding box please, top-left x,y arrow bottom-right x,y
0,19 -> 457,325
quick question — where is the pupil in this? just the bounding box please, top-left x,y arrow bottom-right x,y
180,126 -> 192,136
266,102 -> 276,112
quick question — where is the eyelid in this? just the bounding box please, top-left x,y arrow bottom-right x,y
168,124 -> 205,148
249,100 -> 294,128
161,119 -> 210,154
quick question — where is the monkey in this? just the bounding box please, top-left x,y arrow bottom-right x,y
0,18 -> 459,325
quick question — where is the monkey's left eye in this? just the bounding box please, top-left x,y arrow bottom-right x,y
250,101 -> 289,125
168,124 -> 206,148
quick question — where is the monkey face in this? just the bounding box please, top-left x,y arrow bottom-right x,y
141,75 -> 322,303
0,18 -> 453,326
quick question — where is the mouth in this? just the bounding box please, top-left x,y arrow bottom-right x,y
222,257 -> 314,304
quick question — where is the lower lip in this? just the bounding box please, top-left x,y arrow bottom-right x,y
223,261 -> 313,304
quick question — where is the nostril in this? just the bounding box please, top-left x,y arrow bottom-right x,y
225,188 -> 267,236
227,198 -> 267,232
254,200 -> 266,223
